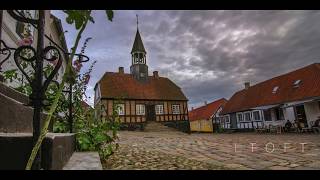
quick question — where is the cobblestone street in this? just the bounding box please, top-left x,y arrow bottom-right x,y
102,130 -> 320,170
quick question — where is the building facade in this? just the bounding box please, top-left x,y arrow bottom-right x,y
0,10 -> 68,87
220,63 -> 320,130
189,98 -> 227,133
94,23 -> 189,130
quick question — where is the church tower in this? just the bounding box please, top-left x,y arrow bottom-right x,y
130,15 -> 148,81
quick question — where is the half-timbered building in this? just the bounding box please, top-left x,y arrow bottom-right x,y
220,63 -> 320,131
189,98 -> 227,133
94,20 -> 189,131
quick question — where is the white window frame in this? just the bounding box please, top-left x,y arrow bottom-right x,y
172,104 -> 180,114
117,104 -> 125,115
293,79 -> 301,88
136,104 -> 145,115
272,86 -> 279,94
16,10 -> 36,38
224,115 -> 230,123
244,111 -> 252,122
236,112 -> 244,122
155,104 -> 164,115
274,107 -> 284,121
252,110 -> 262,121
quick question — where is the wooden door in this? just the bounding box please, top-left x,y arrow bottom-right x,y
230,113 -> 237,128
146,105 -> 156,121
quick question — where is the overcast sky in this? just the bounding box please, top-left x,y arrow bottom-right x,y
52,10 -> 320,109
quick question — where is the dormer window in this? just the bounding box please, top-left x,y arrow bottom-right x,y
272,86 -> 279,94
293,80 -> 301,88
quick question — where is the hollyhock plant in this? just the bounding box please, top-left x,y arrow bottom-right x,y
49,56 -> 58,66
73,59 -> 83,72
18,36 -> 33,46
84,74 -> 90,85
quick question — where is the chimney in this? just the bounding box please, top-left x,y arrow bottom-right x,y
191,107 -> 194,111
204,101 -> 207,105
119,67 -> 124,74
153,71 -> 159,78
244,82 -> 250,90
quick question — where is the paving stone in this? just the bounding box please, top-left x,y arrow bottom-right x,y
278,162 -> 290,166
289,163 -> 300,168
224,163 -> 246,169
101,131 -> 320,170
305,161 -> 320,168
268,166 -> 291,170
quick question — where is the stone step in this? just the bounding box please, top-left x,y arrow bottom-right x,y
0,82 -> 50,133
144,122 -> 177,132
63,152 -> 102,170
0,133 -> 75,170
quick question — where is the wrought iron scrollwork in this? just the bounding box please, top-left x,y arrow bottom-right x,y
0,40 -> 15,72
41,46 -> 62,96
13,45 -> 36,84
11,44 -> 63,107
76,53 -> 90,63
7,10 -> 38,25
1,10 -> 91,168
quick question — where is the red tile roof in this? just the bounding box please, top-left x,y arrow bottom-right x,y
189,98 -> 227,121
81,101 -> 92,110
222,63 -> 320,114
97,72 -> 188,101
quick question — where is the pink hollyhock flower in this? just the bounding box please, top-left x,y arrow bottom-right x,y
49,58 -> 58,65
73,59 -> 79,66
73,59 -> 83,72
18,36 -> 33,46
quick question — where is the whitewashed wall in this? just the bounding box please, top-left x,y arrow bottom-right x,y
1,10 -> 67,89
304,101 -> 320,127
284,107 -> 295,122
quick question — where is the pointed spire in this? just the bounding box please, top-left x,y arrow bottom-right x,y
136,14 -> 139,29
131,15 -> 146,54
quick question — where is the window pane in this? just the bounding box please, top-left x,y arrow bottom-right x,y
275,107 -> 284,120
117,104 -> 124,115
172,105 -> 180,114
136,104 -> 145,115
280,108 -> 284,120
264,110 -> 272,121
237,114 -> 243,122
253,111 -> 260,120
244,112 -> 251,121
155,105 -> 164,115
225,116 -> 230,123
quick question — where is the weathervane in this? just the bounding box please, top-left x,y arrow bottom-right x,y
136,14 -> 139,29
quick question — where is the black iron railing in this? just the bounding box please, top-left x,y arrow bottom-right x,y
0,10 -> 89,169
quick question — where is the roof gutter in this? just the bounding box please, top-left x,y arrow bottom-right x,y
222,96 -> 320,115
100,97 -> 188,101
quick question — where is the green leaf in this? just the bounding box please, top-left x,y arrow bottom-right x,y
105,10 -> 113,22
66,16 -> 73,24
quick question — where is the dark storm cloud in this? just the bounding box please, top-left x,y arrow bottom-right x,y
53,10 -> 320,108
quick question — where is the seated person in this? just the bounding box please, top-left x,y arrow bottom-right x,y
313,117 -> 320,127
312,116 -> 320,133
284,120 -> 292,132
